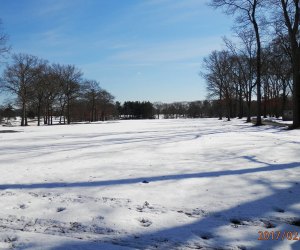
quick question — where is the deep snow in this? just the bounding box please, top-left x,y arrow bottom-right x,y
0,118 -> 299,250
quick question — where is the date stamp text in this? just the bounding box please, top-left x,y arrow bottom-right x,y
258,231 -> 300,241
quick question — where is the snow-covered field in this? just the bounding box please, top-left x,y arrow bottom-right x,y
0,118 -> 300,250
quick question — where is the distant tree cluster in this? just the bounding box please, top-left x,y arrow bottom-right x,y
116,101 -> 155,119
153,100 -> 258,119
0,53 -> 115,126
115,100 -> 237,120
154,101 -> 208,119
206,0 -> 300,128
0,103 -> 16,123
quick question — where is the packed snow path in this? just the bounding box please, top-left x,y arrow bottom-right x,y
0,119 -> 299,250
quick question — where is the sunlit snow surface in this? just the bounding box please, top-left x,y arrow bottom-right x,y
0,118 -> 300,250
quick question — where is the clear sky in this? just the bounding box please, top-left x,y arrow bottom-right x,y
0,0 -> 233,104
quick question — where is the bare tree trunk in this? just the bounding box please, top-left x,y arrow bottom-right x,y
263,82 -> 268,118
263,96 -> 267,118
59,104 -> 65,124
227,98 -> 231,121
218,90 -> 223,120
280,0 -> 300,128
21,101 -> 25,126
37,103 -> 41,126
292,61 -> 300,127
24,104 -> 28,126
253,16 -> 262,126
44,113 -> 47,125
67,97 -> 71,124
238,87 -> 243,118
47,105 -> 51,125
246,92 -> 252,122
282,81 -> 287,114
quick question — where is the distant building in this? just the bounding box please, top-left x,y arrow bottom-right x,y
283,110 -> 293,121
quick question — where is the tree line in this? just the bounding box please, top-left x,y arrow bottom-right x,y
116,101 -> 155,119
0,54 -> 116,125
202,37 -> 293,122
114,100 -> 258,120
204,0 -> 300,128
2,97 -> 262,123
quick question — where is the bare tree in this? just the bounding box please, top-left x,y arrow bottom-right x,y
224,30 -> 257,122
98,89 -> 115,121
153,102 -> 164,119
273,0 -> 300,128
261,39 -> 292,118
1,54 -> 42,126
82,80 -> 102,122
51,64 -> 82,124
202,50 -> 236,121
210,0 -> 264,125
202,50 -> 224,120
30,60 -> 49,126
42,67 -> 61,125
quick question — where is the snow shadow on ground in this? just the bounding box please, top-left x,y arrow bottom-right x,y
0,161 -> 299,190
16,181 -> 298,250
40,182 -> 300,250
1,160 -> 300,249
0,130 -> 20,133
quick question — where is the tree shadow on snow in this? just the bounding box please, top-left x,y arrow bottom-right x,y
32,180 -> 300,250
0,160 -> 299,190
2,158 -> 300,249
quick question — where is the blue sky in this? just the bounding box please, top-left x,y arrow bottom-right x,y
0,0 -> 233,104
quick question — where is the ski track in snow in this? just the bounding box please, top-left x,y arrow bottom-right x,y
0,118 -> 300,250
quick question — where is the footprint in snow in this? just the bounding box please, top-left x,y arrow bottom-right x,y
136,201 -> 154,212
177,208 -> 207,218
56,207 -> 66,212
138,218 -> 152,227
192,230 -> 214,240
230,218 -> 251,228
287,218 -> 300,227
19,204 -> 27,209
2,235 -> 18,243
92,216 -> 105,223
200,233 -> 213,240
273,207 -> 285,213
